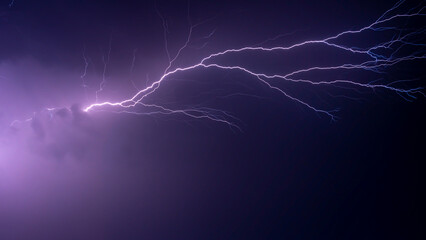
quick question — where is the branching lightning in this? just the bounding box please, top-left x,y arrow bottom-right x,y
8,1 -> 426,131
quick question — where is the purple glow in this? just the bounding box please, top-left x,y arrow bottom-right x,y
0,0 -> 425,239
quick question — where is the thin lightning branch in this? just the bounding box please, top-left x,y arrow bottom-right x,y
81,46 -> 89,79
252,29 -> 306,47
130,48 -> 140,91
163,2 -> 193,74
145,74 -> 150,87
95,36 -> 112,102
155,6 -> 171,63
202,28 -> 216,40
81,46 -> 89,100
160,2 -> 215,74
189,28 -> 217,50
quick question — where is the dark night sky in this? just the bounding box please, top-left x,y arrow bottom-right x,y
0,0 -> 425,239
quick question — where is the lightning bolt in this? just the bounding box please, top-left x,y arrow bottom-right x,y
8,0 -> 426,131
81,1 -> 425,129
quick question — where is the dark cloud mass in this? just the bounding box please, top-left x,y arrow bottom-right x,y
1,0 -> 425,239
